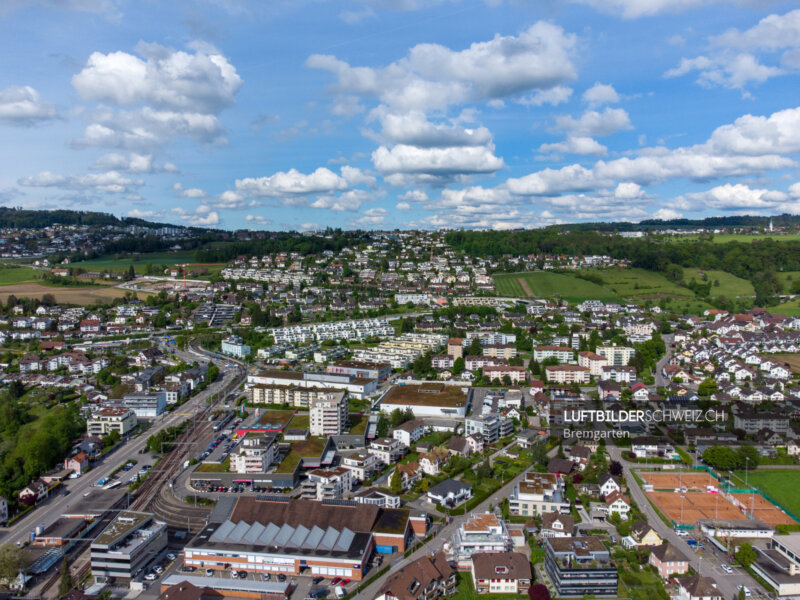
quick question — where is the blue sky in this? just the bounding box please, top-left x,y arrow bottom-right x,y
1,0 -> 800,231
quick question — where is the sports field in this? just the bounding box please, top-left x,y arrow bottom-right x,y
0,283 -> 145,305
493,271 -> 618,302
731,469 -> 800,520
641,471 -> 718,490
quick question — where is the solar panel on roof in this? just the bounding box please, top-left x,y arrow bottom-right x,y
226,520 -> 252,543
334,527 -> 354,550
302,525 -> 325,549
319,526 -> 340,549
258,522 -> 280,545
209,520 -> 236,543
273,523 -> 295,546
243,522 -> 265,543
289,524 -> 310,547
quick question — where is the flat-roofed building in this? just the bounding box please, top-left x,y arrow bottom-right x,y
327,360 -> 392,381
509,472 -> 571,517
544,536 -> 617,598
309,392 -> 347,436
380,384 -> 472,418
87,406 -> 138,437
91,511 -> 168,582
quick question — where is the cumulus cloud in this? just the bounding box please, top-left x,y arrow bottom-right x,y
173,183 -> 207,199
369,110 -> 493,148
235,167 -> 349,199
245,214 -> 270,226
651,208 -> 683,220
372,144 -> 504,181
71,42 -> 241,149
127,209 -> 163,219
539,136 -> 607,157
582,82 -> 620,106
91,153 -> 177,174
353,207 -> 388,227
311,189 -> 371,211
171,204 -> 219,227
568,0 -> 719,19
0,86 -> 58,127
517,86 -> 573,107
18,170 -> 142,194
666,9 -> 800,93
555,107 -> 633,137
307,22 -> 577,112
685,183 -> 788,210
396,201 -> 412,210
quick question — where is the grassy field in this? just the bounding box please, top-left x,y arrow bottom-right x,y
0,267 -> 47,285
493,271 -> 619,302
288,413 -> 309,430
768,300 -> 800,317
682,268 -> 754,298
590,267 -> 693,300
731,469 -> 800,519
70,251 -> 226,276
195,456 -> 231,473
349,414 -> 368,435
675,233 -> 800,244
0,283 -> 147,305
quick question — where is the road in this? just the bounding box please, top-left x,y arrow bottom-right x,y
607,445 -> 765,600
353,443 -> 559,600
654,333 -> 674,388
0,343 -> 239,547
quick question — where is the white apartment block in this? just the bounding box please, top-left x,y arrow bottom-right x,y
597,345 -> 635,366
309,392 -> 348,436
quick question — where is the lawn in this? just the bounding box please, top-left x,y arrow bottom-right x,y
195,456 -> 231,473
589,267 -> 693,300
493,271 -> 619,302
682,268 -> 755,298
768,300 -> 800,317
275,437 -> 328,473
675,233 -> 800,244
288,413 -> 309,430
349,414 -> 368,435
256,409 -> 295,428
731,468 -> 800,519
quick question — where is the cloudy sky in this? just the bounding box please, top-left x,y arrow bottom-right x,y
2,0 -> 800,230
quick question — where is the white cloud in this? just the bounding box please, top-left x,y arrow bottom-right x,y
354,207 -> 388,227
0,86 -> 57,127
555,107 -> 633,137
171,205 -> 219,227
517,85 -> 573,107
311,189 -> 371,211
685,183 -> 787,210
399,189 -> 429,203
18,170 -> 142,194
340,166 -> 376,186
73,42 -> 241,113
340,6 -> 375,23
369,110 -> 493,148
91,153 -> 177,173
307,22 -> 577,112
711,9 -> 800,51
539,136 -> 607,157
705,106 -> 800,156
127,209 -> 163,219
651,208 -> 683,220
568,0 -> 718,19
173,183 -> 207,199
245,214 -> 270,226
372,144 -> 504,180
71,42 -> 241,150
582,82 -> 620,106
395,201 -> 411,210
236,167 -> 349,199
666,52 -> 783,91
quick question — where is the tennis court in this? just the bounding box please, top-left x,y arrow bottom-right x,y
641,471 -> 718,490
730,492 -> 798,527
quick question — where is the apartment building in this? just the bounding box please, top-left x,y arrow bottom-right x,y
543,537 -> 618,598
121,391 -> 167,419
452,513 -> 512,568
230,435 -> 277,474
221,335 -> 251,358
300,467 -> 353,501
578,352 -> 608,377
369,438 -> 404,465
597,345 -> 635,366
483,365 -> 527,384
508,472 -> 571,517
545,365 -> 590,384
534,346 -> 574,363
87,406 -> 138,437
309,392 -> 348,436
91,511 -> 168,581
250,384 -> 333,408
471,552 -> 532,595
341,451 -> 381,481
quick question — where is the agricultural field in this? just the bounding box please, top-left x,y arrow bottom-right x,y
674,233 -> 800,244
682,268 -> 755,298
768,354 -> 800,374
493,271 -> 619,302
587,267 -> 693,300
70,251 -> 226,276
731,468 -> 800,520
0,266 -> 46,285
0,283 -> 147,305
768,300 -> 800,317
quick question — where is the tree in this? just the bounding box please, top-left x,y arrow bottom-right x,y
528,584 -> 551,600
58,558 -> 75,596
735,543 -> 756,568
467,337 -> 483,356
737,445 -> 761,470
0,544 -> 31,589
530,440 -> 548,467
389,468 -> 403,495
103,429 -> 121,449
738,587 -> 746,600
125,264 -> 136,281
609,460 -> 623,477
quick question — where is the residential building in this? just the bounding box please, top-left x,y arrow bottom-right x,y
649,542 -> 689,579
392,420 -> 427,446
543,537 -> 618,598
327,360 -> 392,381
509,473 -> 571,517
309,392 -> 347,436
221,335 -> 251,358
91,511 -> 168,582
596,345 -> 635,366
341,451 -> 381,482
534,346 -> 574,363
674,576 -> 722,600
122,392 -> 167,419
87,406 -> 138,437
471,552 -> 531,595
452,513 -> 512,568
545,365 -> 590,384
229,435 -> 277,474
540,512 -> 574,538
373,552 -> 456,600
578,352 -> 607,377
300,467 -> 353,501
369,438 -> 404,465
427,479 -> 472,508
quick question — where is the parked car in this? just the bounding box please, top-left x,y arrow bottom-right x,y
205,569 -> 214,577
166,552 -> 176,561
277,574 -> 287,582
144,573 -> 157,581
263,573 -> 271,581
721,564 -> 733,574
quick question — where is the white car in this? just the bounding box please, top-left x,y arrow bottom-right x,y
721,564 -> 733,574
144,573 -> 157,581
153,565 -> 163,574
166,553 -> 176,561
737,585 -> 751,597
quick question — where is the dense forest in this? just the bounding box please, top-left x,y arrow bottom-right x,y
553,213 -> 800,232
446,229 -> 800,305
0,207 -> 183,230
